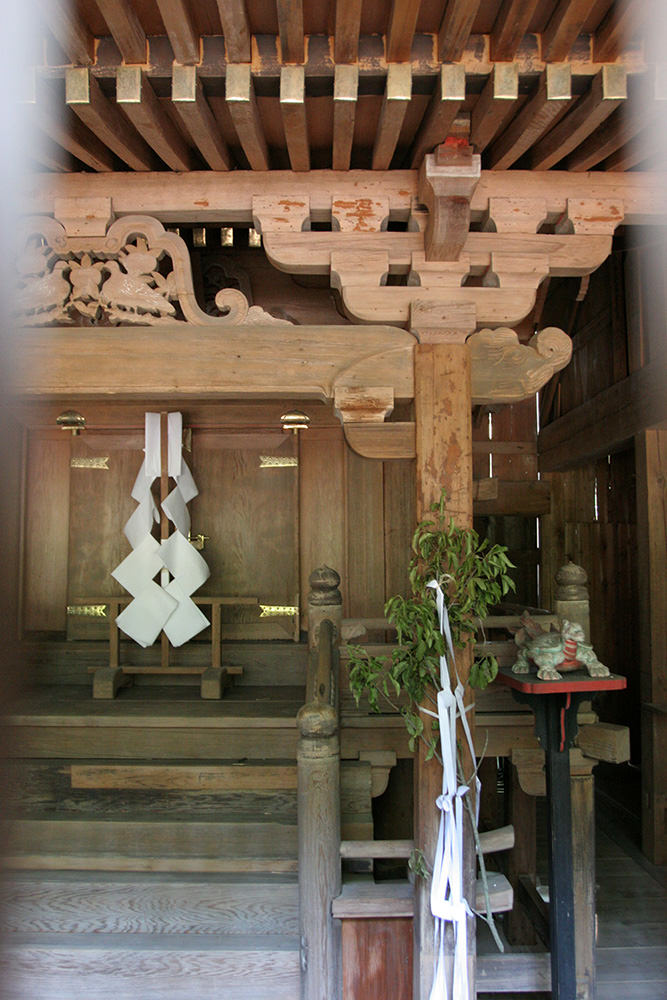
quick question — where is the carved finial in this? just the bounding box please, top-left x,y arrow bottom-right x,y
308,566 -> 342,607
555,561 -> 588,601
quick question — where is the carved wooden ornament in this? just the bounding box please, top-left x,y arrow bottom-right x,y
468,326 -> 572,404
14,214 -> 289,328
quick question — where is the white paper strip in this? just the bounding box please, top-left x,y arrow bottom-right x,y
161,529 -> 210,594
167,411 -> 183,477
115,581 -> 178,648
161,485 -> 190,538
144,412 -> 161,478
112,412 -> 211,649
111,535 -> 164,597
425,579 -> 478,1000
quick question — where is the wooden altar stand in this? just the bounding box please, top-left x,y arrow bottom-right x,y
495,666 -> 627,1000
75,596 -> 255,699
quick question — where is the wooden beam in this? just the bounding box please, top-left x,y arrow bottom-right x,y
117,67 -> 192,171
538,362 -> 667,472
154,0 -> 200,64
171,65 -> 231,171
635,429 -> 667,865
65,68 -> 155,171
603,124 -> 658,171
567,105 -> 651,172
568,68 -> 664,171
226,64 -> 269,171
473,480 -> 551,516
94,0 -> 147,65
438,0 -> 482,62
36,31 -> 649,85
25,76 -> 115,173
488,65 -> 572,170
594,0 -> 646,63
216,0 -> 251,63
541,0 -> 598,62
40,0 -> 94,65
11,325 -> 415,403
333,65 -> 358,171
277,0 -> 304,64
386,0 -> 420,62
491,0 -> 541,62
280,66 -> 309,171
22,170 -> 667,227
372,64 -> 412,170
409,65 -> 466,168
31,138 -> 76,173
470,63 -> 519,153
334,0 -> 363,63
529,66 -> 627,171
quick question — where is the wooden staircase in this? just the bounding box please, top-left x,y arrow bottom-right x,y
0,680 -> 309,1000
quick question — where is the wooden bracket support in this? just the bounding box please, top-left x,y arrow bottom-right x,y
417,141 -> 481,261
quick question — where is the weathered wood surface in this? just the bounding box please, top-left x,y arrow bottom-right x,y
21,432 -> 70,633
635,428 -> 667,865
1,872 -> 299,936
11,326 -> 415,402
413,341 -> 474,999
0,933 -> 301,999
21,172 -> 667,227
341,916 -> 413,1000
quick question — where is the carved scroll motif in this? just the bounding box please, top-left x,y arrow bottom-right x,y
14,215 -> 291,327
468,326 -> 572,404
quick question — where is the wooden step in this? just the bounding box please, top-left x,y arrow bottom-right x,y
1,685 -> 303,760
0,932 -> 301,1000
1,872 -> 299,936
2,819 -> 298,873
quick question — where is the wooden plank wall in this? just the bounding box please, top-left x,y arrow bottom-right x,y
538,232 -> 661,756
475,397 -> 539,607
20,417 -> 417,650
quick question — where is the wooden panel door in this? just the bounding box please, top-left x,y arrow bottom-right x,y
189,428 -> 299,639
66,431 -> 143,639
64,424 -> 300,642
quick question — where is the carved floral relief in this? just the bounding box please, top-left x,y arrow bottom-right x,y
14,215 -> 291,327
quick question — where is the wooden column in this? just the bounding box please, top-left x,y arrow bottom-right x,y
413,340 -> 474,1000
635,428 -> 667,865
571,766 -> 596,1000
299,594 -> 342,1000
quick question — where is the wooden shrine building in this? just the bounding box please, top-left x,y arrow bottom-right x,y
0,2 -> 665,999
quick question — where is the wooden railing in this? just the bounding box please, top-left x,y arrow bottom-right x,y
297,575 -> 343,1000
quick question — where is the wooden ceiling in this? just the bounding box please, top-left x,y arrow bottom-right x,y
27,1 -> 660,175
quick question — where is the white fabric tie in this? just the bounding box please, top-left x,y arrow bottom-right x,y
425,580 -> 479,1000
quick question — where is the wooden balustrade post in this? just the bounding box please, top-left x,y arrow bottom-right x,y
307,566 -> 343,651
297,626 -> 341,1000
554,561 -> 591,640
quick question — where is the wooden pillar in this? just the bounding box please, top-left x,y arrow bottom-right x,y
571,766 -> 596,1000
297,706 -> 341,1000
413,340 -> 474,1000
300,591 -> 343,1000
635,428 -> 667,865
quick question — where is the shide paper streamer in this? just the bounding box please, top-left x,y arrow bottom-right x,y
424,580 -> 480,1000
112,412 -> 210,647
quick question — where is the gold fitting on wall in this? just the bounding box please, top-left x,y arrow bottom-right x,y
280,410 -> 310,433
57,410 -> 86,435
260,605 -> 299,618
67,605 -> 108,618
